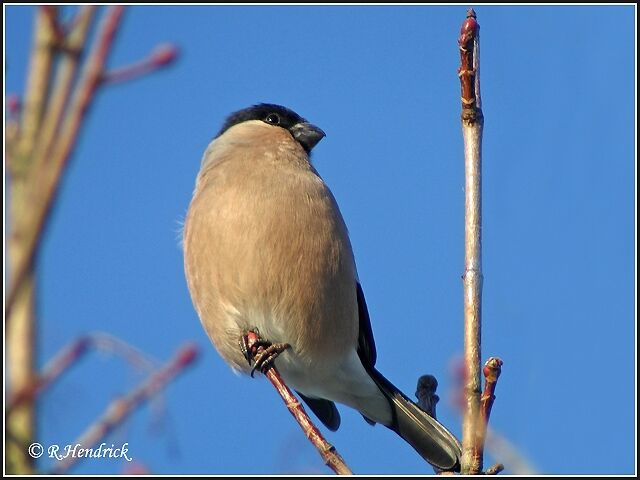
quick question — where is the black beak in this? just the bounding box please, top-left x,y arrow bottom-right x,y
290,122 -> 326,153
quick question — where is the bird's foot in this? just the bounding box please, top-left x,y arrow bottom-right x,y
239,330 -> 290,378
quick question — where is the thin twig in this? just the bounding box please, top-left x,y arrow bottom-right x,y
458,7 -> 485,475
474,357 -> 503,473
48,343 -> 199,474
6,332 -> 162,413
101,43 -> 178,85
480,359 -> 502,435
263,367 -> 353,475
6,336 -> 92,413
245,332 -> 352,475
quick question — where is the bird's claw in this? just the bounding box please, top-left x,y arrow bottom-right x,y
239,330 -> 290,377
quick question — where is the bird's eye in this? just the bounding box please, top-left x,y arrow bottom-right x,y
265,113 -> 280,125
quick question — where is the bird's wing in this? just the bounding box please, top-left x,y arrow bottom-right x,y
356,282 -> 377,367
296,391 -> 341,431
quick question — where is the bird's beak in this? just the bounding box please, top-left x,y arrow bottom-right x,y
290,122 -> 326,153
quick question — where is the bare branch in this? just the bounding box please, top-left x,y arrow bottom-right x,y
30,6 -> 98,176
13,6 -> 58,170
6,332 -> 162,413
5,6 -> 126,323
101,43 -> 179,85
244,331 -> 353,475
458,7 -> 485,475
49,343 -> 199,474
6,336 -> 91,413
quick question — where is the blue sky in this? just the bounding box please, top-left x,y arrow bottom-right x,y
4,5 -> 636,475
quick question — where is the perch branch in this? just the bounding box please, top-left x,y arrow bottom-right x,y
49,343 -> 199,474
245,331 -> 352,475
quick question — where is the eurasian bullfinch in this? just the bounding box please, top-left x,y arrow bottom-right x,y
183,104 -> 462,471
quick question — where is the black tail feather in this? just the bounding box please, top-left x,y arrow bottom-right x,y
368,367 -> 462,472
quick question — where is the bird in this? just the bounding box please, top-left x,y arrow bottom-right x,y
183,103 -> 462,471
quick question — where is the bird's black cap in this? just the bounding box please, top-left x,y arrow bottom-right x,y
217,103 -> 325,153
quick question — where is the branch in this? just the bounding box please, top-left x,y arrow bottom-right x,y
6,336 -> 91,413
6,332 -> 162,413
101,43 -> 178,85
3,12 -> 60,473
13,6 -> 58,171
245,332 -> 353,475
5,7 -> 179,324
480,358 -> 502,437
477,357 -> 503,473
458,8 -> 485,475
29,6 -> 98,176
48,343 -> 199,475
5,6 -> 126,324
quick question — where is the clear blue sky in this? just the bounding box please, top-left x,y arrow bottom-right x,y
5,5 -> 636,475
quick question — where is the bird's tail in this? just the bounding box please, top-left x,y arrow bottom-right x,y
367,367 -> 462,472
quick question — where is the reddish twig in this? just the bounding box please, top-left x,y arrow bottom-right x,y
458,8 -> 482,123
6,332 -> 162,413
49,343 -> 199,474
480,358 -> 502,433
101,43 -> 178,85
476,357 -> 503,473
263,368 -> 353,475
245,332 -> 352,475
6,336 -> 92,413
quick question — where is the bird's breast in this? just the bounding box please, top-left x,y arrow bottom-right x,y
184,157 -> 359,373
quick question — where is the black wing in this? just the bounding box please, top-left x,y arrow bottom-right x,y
356,282 -> 379,425
356,282 -> 377,367
296,391 -> 341,431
